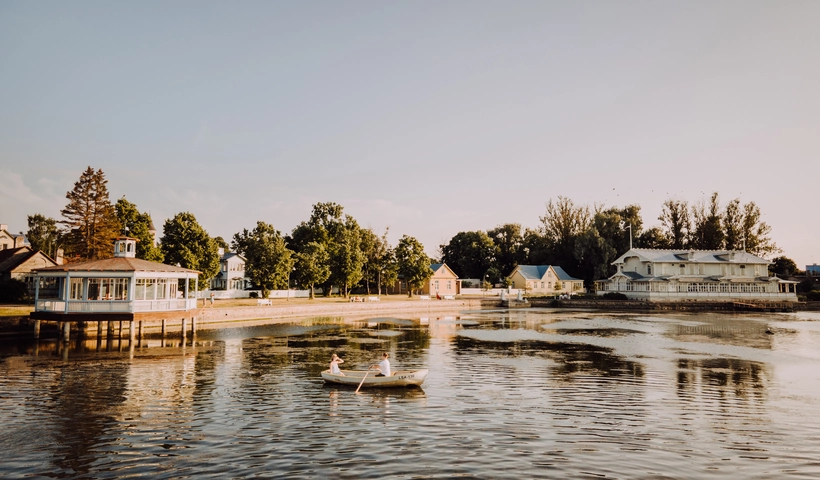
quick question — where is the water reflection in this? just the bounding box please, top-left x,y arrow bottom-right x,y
2,310 -> 820,478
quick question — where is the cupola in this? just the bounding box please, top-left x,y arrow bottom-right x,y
114,237 -> 138,258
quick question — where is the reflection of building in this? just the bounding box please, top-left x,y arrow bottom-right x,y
32,237 -> 200,321
211,249 -> 250,291
508,265 -> 584,295
391,263 -> 461,296
595,248 -> 798,302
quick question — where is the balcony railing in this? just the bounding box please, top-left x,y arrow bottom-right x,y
36,298 -> 198,313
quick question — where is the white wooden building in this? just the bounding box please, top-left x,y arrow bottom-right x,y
32,237 -> 200,320
595,248 -> 797,302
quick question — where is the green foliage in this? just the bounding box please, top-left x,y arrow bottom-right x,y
798,278 -> 816,294
232,221 -> 294,299
360,227 -> 395,295
115,197 -> 164,262
61,167 -> 120,260
395,235 -> 432,297
487,223 -> 525,277
602,292 -> 628,300
658,199 -> 691,249
293,241 -> 331,299
804,291 -> 820,301
691,192 -> 725,250
769,256 -> 798,276
637,227 -> 668,249
0,279 -> 28,303
26,214 -> 61,258
440,230 -> 496,280
213,236 -> 230,252
160,212 -> 219,288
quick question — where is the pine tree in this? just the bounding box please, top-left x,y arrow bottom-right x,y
61,167 -> 120,260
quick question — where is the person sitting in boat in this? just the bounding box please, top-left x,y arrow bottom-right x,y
330,354 -> 345,376
370,352 -> 391,377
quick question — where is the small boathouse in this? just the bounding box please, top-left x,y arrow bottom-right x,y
30,237 -> 200,341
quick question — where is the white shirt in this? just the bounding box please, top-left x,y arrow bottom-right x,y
330,361 -> 342,375
378,358 -> 391,376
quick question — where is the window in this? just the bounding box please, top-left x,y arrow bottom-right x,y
447,280 -> 452,290
70,278 -> 83,300
647,265 -> 652,275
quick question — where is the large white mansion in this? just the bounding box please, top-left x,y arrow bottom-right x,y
595,248 -> 798,302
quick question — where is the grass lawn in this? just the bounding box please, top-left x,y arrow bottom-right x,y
0,305 -> 34,317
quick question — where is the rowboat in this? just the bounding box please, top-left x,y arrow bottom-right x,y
321,369 -> 428,388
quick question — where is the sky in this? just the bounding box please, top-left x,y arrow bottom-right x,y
1,1 -> 818,267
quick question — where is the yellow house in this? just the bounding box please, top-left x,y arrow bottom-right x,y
391,263 -> 461,296
508,265 -> 584,295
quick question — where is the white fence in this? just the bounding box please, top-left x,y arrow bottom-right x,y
460,288 -> 521,296
199,289 -> 310,299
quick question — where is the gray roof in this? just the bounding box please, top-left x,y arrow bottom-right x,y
515,265 -> 581,281
612,248 -> 770,265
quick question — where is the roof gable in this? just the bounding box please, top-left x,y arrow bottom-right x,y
612,248 -> 770,265
430,263 -> 459,279
513,265 -> 581,281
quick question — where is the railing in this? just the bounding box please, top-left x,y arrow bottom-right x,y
134,299 -> 197,312
35,298 -> 199,313
594,290 -> 797,301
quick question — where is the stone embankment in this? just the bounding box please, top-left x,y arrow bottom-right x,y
530,298 -> 815,312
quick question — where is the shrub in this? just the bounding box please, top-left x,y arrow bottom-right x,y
602,292 -> 628,300
805,291 -> 820,302
249,291 -> 259,298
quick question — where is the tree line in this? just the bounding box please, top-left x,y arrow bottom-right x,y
25,167 -> 434,298
24,168 -> 792,298
440,194 -> 785,288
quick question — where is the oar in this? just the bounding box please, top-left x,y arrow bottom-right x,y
356,370 -> 369,393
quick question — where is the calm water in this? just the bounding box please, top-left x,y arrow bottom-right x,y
2,308 -> 820,478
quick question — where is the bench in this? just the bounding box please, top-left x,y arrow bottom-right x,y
419,295 -> 431,300
367,296 -> 380,302
443,295 -> 455,300
257,299 -> 272,306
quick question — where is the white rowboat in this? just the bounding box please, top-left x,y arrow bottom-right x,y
321,369 -> 428,388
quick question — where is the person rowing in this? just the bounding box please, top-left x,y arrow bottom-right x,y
329,354 -> 345,376
369,352 -> 391,377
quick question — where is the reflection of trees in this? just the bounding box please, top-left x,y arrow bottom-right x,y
452,337 -> 644,379
48,363 -> 129,475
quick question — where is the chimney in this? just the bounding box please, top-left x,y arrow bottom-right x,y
0,224 -> 7,232
56,248 -> 64,265
218,247 -> 225,257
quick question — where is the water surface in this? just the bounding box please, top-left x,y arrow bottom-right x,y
2,308 -> 820,478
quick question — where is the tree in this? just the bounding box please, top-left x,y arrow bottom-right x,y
293,241 -> 331,299
769,256 -> 798,276
637,227 -> 669,249
232,221 -> 294,299
288,202 -> 345,296
329,215 -> 365,298
213,236 -> 230,252
61,167 -> 120,260
26,214 -> 60,258
740,201 -> 779,258
658,199 -> 691,249
440,230 -> 496,280
361,227 -> 394,295
114,197 -> 163,262
395,235 -> 432,297
722,198 -> 744,251
537,196 -> 590,271
160,212 -> 220,288
487,223 -> 525,277
691,192 -> 724,250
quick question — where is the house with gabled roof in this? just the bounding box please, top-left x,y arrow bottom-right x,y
0,246 -> 59,296
0,224 -> 27,250
509,265 -> 585,295
595,248 -> 798,302
210,249 -> 250,291
391,263 -> 461,296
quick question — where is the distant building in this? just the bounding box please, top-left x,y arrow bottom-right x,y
391,263 -> 461,296
0,224 -> 27,250
210,249 -> 250,291
807,264 -> 820,276
0,246 -> 59,296
508,265 -> 585,295
595,248 -> 798,302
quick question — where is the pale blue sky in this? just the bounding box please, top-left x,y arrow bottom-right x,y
1,1 -> 818,266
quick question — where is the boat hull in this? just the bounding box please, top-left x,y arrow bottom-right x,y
321,369 -> 428,388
